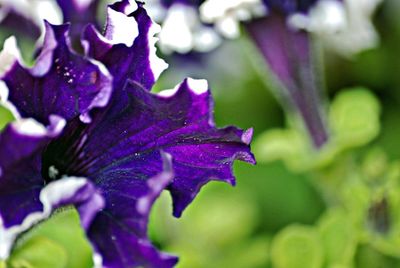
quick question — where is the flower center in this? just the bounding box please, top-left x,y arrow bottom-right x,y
41,118 -> 91,184
48,165 -> 60,180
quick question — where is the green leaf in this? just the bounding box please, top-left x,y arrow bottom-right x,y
271,225 -> 323,268
253,129 -> 304,165
8,236 -> 67,268
361,147 -> 388,182
355,245 -> 400,268
330,88 -> 380,148
328,264 -> 353,268
318,209 -> 357,266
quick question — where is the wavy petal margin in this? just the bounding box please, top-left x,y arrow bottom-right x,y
0,22 -> 113,125
83,0 -> 168,91
88,152 -> 178,268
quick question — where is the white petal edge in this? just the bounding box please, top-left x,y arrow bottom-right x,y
148,20 -> 169,80
0,36 -> 21,77
0,32 -> 112,125
158,78 -> 209,97
11,118 -> 48,136
0,82 -> 66,137
157,84 -> 180,98
34,0 -> 62,25
187,78 -> 208,95
105,6 -> 139,47
0,177 -> 89,260
79,59 -> 113,124
0,81 -> 20,120
86,2 -> 168,80
93,252 -> 103,268
10,115 -> 66,138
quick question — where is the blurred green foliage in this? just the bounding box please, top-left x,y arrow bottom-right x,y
9,237 -> 68,268
253,88 -> 381,172
7,209 -> 93,268
271,225 -> 323,268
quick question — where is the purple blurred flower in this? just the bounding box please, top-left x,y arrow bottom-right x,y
56,0 -> 101,46
243,4 -> 331,147
0,0 -> 62,41
0,1 -> 254,267
0,0 -> 100,46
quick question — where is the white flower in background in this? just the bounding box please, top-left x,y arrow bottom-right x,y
199,0 -> 267,39
145,1 -> 221,54
0,0 -> 62,29
289,0 -> 383,56
144,0 -> 167,22
198,0 -> 382,56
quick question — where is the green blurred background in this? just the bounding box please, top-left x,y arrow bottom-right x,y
2,0 -> 400,267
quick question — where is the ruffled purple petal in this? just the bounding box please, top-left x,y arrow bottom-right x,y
156,80 -> 255,216
0,175 -> 104,259
38,177 -> 104,231
0,115 -> 103,259
0,116 -> 83,259
83,1 -> 167,91
245,13 -> 329,147
42,77 -> 254,219
0,116 -> 65,229
1,22 -> 112,125
88,152 -> 177,268
50,178 -> 105,230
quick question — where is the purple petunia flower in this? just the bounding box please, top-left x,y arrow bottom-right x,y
0,1 -> 255,267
